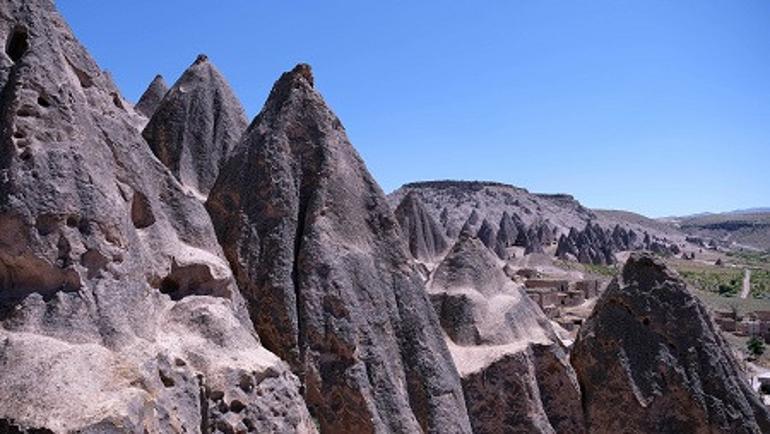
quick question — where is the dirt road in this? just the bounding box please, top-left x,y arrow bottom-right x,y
740,269 -> 751,299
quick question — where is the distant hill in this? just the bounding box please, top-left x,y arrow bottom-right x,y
668,211 -> 770,251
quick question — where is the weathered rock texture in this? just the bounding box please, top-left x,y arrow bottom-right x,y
206,64 -> 472,433
142,55 -> 248,197
0,1 -> 314,432
428,234 -> 585,433
388,181 -> 688,262
134,74 -> 168,118
394,191 -> 448,263
572,253 -> 770,434
556,222 -> 680,265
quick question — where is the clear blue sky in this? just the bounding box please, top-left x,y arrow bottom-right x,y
58,0 -> 769,217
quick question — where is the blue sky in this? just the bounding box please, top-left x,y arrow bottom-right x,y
58,1 -> 770,217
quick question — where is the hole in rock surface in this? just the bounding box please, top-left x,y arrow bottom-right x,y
0,418 -> 54,434
157,261 -> 230,301
159,370 -> 175,388
5,27 -> 28,62
131,191 -> 155,229
229,400 -> 246,413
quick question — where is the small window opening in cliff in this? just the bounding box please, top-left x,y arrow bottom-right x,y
160,276 -> 180,296
37,95 -> 50,108
6,27 -> 28,62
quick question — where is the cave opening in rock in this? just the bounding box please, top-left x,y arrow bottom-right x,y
160,276 -> 180,296
5,27 -> 29,62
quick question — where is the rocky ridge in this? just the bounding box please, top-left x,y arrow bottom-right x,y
391,181 -> 686,265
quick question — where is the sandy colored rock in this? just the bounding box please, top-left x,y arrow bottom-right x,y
428,235 -> 585,433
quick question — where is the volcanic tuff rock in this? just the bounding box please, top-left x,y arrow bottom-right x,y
389,181 -> 688,257
206,64 -> 472,433
389,181 -> 597,238
0,1 -> 314,432
394,191 -> 449,263
571,253 -> 770,433
428,234 -> 585,433
556,222 -> 681,265
142,55 -> 248,197
134,74 -> 168,118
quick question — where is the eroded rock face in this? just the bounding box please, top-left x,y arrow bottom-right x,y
394,191 -> 448,263
428,235 -> 585,433
134,74 -> 168,118
207,64 -> 471,433
572,253 -> 770,434
142,55 -> 248,197
0,1 -> 313,432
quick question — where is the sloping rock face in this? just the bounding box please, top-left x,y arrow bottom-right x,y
134,74 -> 168,118
142,55 -> 248,197
0,1 -> 314,432
572,253 -> 770,434
394,191 -> 448,262
428,235 -> 585,433
206,64 -> 471,433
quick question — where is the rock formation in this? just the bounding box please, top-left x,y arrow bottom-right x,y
476,218 -> 509,259
572,253 -> 770,433
0,1 -> 314,432
556,225 -> 612,265
134,74 -> 168,118
206,64 -> 472,433
428,234 -> 585,433
142,55 -> 248,197
394,191 -> 449,262
459,209 -> 482,237
497,211 -> 521,247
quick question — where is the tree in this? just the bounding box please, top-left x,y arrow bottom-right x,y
747,336 -> 766,359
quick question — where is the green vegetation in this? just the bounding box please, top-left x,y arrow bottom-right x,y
582,263 -> 618,278
751,269 -> 770,298
725,249 -> 770,268
692,288 -> 770,317
552,259 -> 619,279
678,268 -> 743,297
748,336 -> 766,359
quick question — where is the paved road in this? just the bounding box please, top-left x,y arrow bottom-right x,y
740,269 -> 751,299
